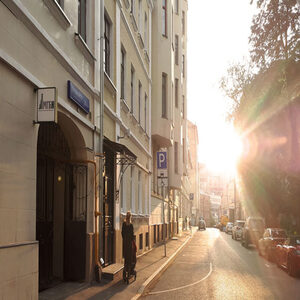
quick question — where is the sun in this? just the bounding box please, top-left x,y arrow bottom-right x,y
199,124 -> 243,175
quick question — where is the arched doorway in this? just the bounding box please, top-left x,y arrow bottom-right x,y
36,122 -> 87,291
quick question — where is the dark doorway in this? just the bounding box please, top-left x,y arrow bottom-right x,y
103,145 -> 115,266
36,123 -> 87,291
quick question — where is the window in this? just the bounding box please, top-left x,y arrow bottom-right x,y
182,11 -> 185,35
130,166 -> 135,212
174,0 -> 178,14
144,93 -> 147,132
144,13 -> 148,50
121,165 -> 126,212
182,54 -> 185,78
57,0 -> 64,8
139,233 -> 143,250
146,232 -> 149,247
138,81 -> 142,123
131,0 -> 135,14
162,73 -> 167,118
138,170 -> 141,213
175,35 -> 179,65
78,0 -> 86,41
104,16 -> 111,75
144,173 -> 148,214
175,78 -> 179,108
183,138 -> 185,163
121,48 -> 125,100
162,0 -> 167,36
131,66 -> 135,113
182,95 -> 185,118
174,142 -> 178,173
138,0 -> 142,30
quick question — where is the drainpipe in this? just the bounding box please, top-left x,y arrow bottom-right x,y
97,0 -> 105,279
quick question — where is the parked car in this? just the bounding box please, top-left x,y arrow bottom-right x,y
225,222 -> 233,234
232,220 -> 245,240
198,219 -> 206,230
241,216 -> 265,248
258,228 -> 287,261
275,236 -> 300,276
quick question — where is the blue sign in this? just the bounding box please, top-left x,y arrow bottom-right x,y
157,151 -> 167,169
67,81 -> 90,114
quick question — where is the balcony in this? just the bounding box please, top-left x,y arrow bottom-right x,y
152,117 -> 172,148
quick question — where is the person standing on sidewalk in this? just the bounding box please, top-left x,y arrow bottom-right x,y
122,211 -> 136,278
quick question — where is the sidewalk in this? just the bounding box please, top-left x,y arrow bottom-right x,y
40,229 -> 195,300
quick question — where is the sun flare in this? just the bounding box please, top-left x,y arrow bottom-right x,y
199,124 -> 243,175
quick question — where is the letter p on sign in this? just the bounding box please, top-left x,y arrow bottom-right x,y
157,151 -> 167,169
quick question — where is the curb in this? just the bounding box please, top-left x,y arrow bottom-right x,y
131,233 -> 193,300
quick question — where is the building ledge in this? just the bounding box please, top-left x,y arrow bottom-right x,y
137,33 -> 145,49
130,13 -> 138,32
121,98 -> 130,113
44,0 -> 72,30
74,33 -> 96,65
123,0 -> 130,9
104,71 -> 117,96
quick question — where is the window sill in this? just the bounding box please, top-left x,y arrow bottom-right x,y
104,71 -> 117,95
123,0 -> 130,9
137,33 -> 145,49
138,123 -> 144,134
130,13 -> 138,32
74,33 -> 96,65
144,49 -> 150,64
44,0 -> 72,30
121,98 -> 130,113
131,112 -> 139,124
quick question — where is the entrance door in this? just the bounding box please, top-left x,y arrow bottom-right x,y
36,123 -> 87,291
103,147 -> 115,266
36,156 -> 54,291
64,164 -> 87,280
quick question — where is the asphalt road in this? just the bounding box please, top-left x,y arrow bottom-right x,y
143,228 -> 300,300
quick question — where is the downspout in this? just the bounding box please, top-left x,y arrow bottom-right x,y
98,0 -> 105,277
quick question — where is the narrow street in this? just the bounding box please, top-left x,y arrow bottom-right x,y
143,228 -> 300,300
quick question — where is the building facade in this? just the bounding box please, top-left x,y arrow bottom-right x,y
151,0 -> 188,241
0,0 -> 190,298
0,0 -> 103,297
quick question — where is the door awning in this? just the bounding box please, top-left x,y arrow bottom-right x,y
103,137 -> 137,166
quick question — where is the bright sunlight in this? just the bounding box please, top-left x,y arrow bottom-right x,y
200,124 -> 243,175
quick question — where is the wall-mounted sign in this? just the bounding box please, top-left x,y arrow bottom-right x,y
37,87 -> 57,123
157,151 -> 167,169
67,80 -> 90,114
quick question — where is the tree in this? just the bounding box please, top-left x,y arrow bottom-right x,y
249,0 -> 300,72
219,59 -> 255,121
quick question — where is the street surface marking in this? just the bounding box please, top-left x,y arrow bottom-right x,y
147,262 -> 213,295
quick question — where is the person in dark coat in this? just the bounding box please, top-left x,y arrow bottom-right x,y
122,211 -> 136,276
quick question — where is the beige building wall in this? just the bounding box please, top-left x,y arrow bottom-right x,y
0,0 -> 101,297
103,0 -> 153,263
151,0 -> 188,239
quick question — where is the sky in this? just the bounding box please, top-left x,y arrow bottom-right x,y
187,0 -> 257,174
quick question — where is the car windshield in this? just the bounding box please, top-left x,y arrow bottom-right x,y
271,229 -> 287,238
249,219 -> 264,230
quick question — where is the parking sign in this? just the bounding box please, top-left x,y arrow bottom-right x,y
157,151 -> 167,169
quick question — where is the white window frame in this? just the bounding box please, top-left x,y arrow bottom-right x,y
130,166 -> 135,212
138,170 -> 142,213
131,65 -> 135,114
121,166 -> 126,212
